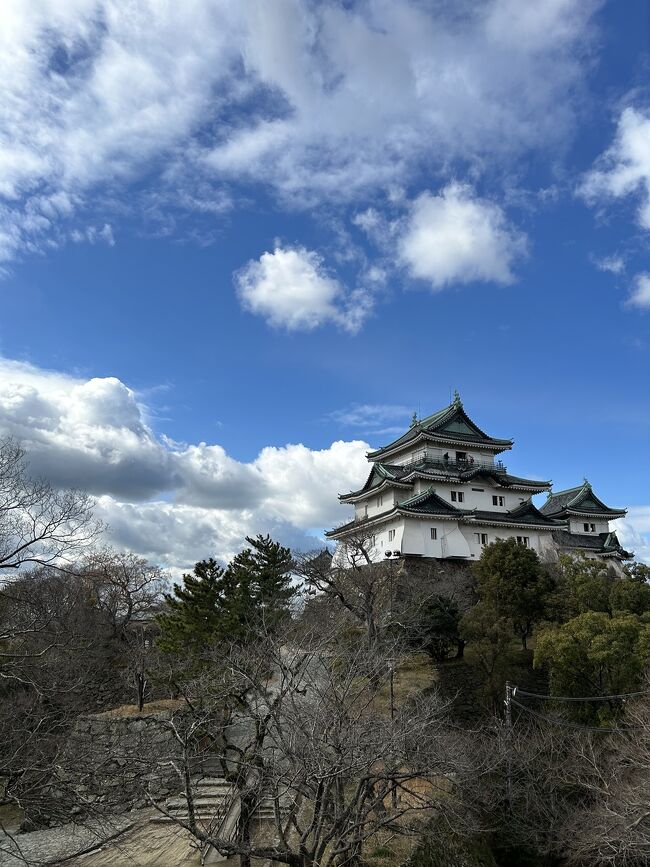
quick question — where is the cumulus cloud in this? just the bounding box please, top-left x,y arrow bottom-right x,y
0,0 -> 600,262
580,106 -> 650,229
397,184 -> 527,289
0,358 -> 369,572
235,246 -> 372,333
627,273 -> 650,309
614,509 -> 650,566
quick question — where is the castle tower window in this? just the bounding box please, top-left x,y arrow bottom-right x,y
492,495 -> 505,507
516,536 -> 530,547
430,527 -> 437,540
388,529 -> 395,542
451,490 -> 464,503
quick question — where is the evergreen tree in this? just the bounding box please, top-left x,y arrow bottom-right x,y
157,558 -> 246,655
156,537 -> 296,656
226,534 -> 296,632
474,538 -> 552,649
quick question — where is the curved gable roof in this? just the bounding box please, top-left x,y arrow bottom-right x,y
541,481 -> 626,518
367,395 -> 513,460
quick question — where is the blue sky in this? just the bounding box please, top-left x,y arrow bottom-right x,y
0,0 -> 649,571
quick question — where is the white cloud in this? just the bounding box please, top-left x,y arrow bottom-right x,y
627,273 -> 650,309
0,0 -> 600,262
397,184 -> 527,289
328,404 -> 412,432
235,246 -> 372,333
580,106 -> 650,229
614,509 -> 650,566
0,358 -> 369,572
593,254 -> 625,274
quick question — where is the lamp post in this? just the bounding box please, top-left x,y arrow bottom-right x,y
385,550 -> 401,809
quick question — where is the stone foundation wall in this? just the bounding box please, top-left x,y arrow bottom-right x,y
396,556 -> 477,611
48,705 -> 187,817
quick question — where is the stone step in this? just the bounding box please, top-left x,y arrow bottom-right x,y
151,814 -> 227,825
165,798 -> 229,809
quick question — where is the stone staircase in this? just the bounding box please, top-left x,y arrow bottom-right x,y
150,776 -> 233,826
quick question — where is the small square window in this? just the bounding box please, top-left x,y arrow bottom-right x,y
493,495 -> 505,507
430,527 -> 437,540
516,536 -> 530,547
475,533 -> 488,545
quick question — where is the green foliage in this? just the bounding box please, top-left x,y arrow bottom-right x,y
157,535 -> 296,657
157,558 -> 241,655
227,534 -> 296,630
460,601 -> 517,706
534,611 -> 648,720
548,555 -> 650,621
407,594 -> 463,662
624,561 -> 650,584
473,538 -> 552,649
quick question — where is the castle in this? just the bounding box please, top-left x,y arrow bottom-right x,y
327,393 -> 632,573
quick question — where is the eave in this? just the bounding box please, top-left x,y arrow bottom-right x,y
368,430 -> 512,463
565,508 -> 627,519
339,478 -> 413,503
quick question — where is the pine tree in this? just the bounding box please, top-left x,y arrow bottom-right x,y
157,558 -> 246,655
226,535 -> 296,632
156,537 -> 296,656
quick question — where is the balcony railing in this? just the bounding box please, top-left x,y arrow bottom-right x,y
396,455 -> 506,474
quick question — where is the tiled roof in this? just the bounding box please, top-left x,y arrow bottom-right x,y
541,481 -> 626,517
367,397 -> 512,459
460,468 -> 551,489
552,529 -> 633,559
469,500 -> 564,528
396,487 -> 467,516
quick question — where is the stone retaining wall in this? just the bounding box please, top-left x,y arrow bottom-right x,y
48,706 -> 187,818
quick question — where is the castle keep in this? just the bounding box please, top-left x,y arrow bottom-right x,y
327,393 -> 631,572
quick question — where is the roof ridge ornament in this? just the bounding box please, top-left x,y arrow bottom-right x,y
453,389 -> 462,408
410,411 -> 418,428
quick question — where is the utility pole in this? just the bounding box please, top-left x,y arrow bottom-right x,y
504,681 -> 513,813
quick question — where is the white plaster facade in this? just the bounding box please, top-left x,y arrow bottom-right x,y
328,397 -> 632,571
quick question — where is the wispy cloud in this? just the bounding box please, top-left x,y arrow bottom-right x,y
580,105 -> 650,230
0,0 -> 601,265
328,403 -> 412,431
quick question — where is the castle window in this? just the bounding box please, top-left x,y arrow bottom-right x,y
388,529 -> 395,542
492,495 -> 505,507
451,490 -> 464,503
377,495 -> 383,507
516,536 -> 530,547
583,522 -> 596,533
474,533 -> 488,545
430,527 -> 437,540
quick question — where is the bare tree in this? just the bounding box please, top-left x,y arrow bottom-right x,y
295,532 -> 400,649
0,438 -> 99,574
152,620 -> 490,867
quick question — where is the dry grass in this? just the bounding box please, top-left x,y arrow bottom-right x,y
373,652 -> 435,713
92,699 -> 184,719
0,802 -> 24,833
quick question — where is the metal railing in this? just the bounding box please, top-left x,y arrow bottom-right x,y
394,455 -> 506,474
